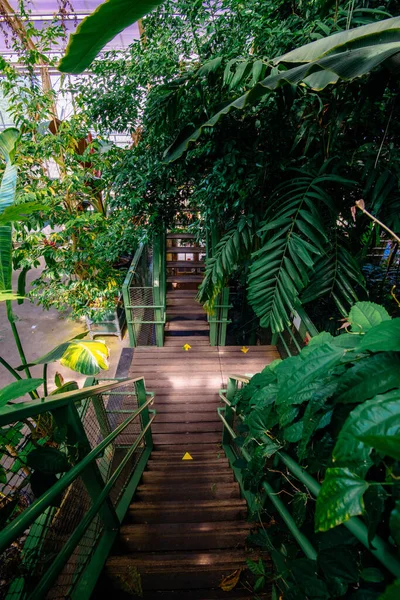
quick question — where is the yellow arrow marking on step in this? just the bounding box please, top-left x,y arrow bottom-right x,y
182,452 -> 193,460
183,343 -> 191,351
241,346 -> 249,354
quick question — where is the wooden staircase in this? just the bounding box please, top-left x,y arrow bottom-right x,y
98,232 -> 276,598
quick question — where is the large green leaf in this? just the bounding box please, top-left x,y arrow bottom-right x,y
358,320 -> 400,353
58,0 -> 166,74
347,301 -> 391,333
276,343 -> 344,405
0,202 -> 47,226
60,340 -> 109,375
275,16 -> 400,64
333,390 -> 400,474
0,379 -> 43,406
315,467 -> 369,532
26,447 -> 70,474
164,18 -> 400,162
357,433 -> 400,461
0,128 -> 19,294
335,352 -> 400,404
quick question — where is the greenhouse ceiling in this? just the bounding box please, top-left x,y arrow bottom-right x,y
0,0 -> 140,58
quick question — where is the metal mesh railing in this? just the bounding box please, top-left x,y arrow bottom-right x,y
0,378 -> 154,600
122,240 -> 166,347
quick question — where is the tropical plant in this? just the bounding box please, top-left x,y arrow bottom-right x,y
58,0 -> 166,74
163,16 -> 400,162
232,301 -> 400,598
0,16 -> 138,320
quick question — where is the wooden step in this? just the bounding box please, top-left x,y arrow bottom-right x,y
152,412 -> 219,423
167,314 -> 207,321
165,321 -> 209,330
152,433 -> 221,445
142,589 -> 268,600
136,482 -> 240,501
167,275 -> 203,283
167,289 -> 200,296
141,471 -> 233,484
116,521 -> 249,552
146,459 -> 228,469
126,499 -> 246,524
104,549 -> 260,591
167,233 -> 196,239
164,334 -> 209,342
167,261 -> 204,268
152,422 -> 222,434
167,246 -> 205,253
150,447 -> 224,458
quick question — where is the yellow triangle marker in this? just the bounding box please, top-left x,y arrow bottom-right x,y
182,452 -> 193,460
183,343 -> 191,351
241,346 -> 249,354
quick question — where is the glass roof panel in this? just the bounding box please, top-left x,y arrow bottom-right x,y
1,1 -> 140,55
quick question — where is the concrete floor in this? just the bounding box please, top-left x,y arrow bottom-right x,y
0,263 -> 129,396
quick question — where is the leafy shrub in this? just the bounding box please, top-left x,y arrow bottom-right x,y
234,301 -> 400,598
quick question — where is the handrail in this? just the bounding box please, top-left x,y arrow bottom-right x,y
29,412 -> 156,600
219,376 -> 400,579
0,394 -> 154,555
0,377 -> 144,425
272,306 -> 318,357
0,376 -> 156,599
122,234 -> 166,347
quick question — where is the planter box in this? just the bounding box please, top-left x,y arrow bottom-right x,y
85,304 -> 126,340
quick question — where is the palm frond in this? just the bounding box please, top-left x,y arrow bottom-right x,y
198,216 -> 254,312
302,243 -> 365,316
247,170 -> 351,332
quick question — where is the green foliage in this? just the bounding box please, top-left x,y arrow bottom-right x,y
315,467 -> 369,531
234,301 -> 400,598
59,0 -> 166,74
0,128 -> 19,295
0,379 -> 44,406
164,17 -> 400,162
198,216 -> 254,312
19,336 -> 110,376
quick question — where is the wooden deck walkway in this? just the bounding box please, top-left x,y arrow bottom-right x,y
102,240 -> 277,598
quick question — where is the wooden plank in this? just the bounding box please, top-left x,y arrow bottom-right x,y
125,499 -> 246,524
166,261 -> 204,268
135,483 -> 241,501
152,422 -> 221,434
167,275 -> 203,283
152,432 -> 221,445
166,233 -> 196,239
148,413 -> 218,423
166,246 -> 204,253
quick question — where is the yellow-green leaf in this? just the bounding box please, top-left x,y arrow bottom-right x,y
60,340 -> 109,375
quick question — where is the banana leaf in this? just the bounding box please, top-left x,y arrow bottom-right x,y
164,18 -> 400,163
58,0 -> 165,74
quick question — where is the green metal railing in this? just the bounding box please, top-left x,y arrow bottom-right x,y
208,288 -> 232,347
0,377 -> 155,599
218,376 -> 400,579
271,306 -> 319,357
122,232 -> 166,347
205,224 -> 231,347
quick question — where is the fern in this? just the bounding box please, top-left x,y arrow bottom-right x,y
198,216 -> 254,312
247,168 -> 353,332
